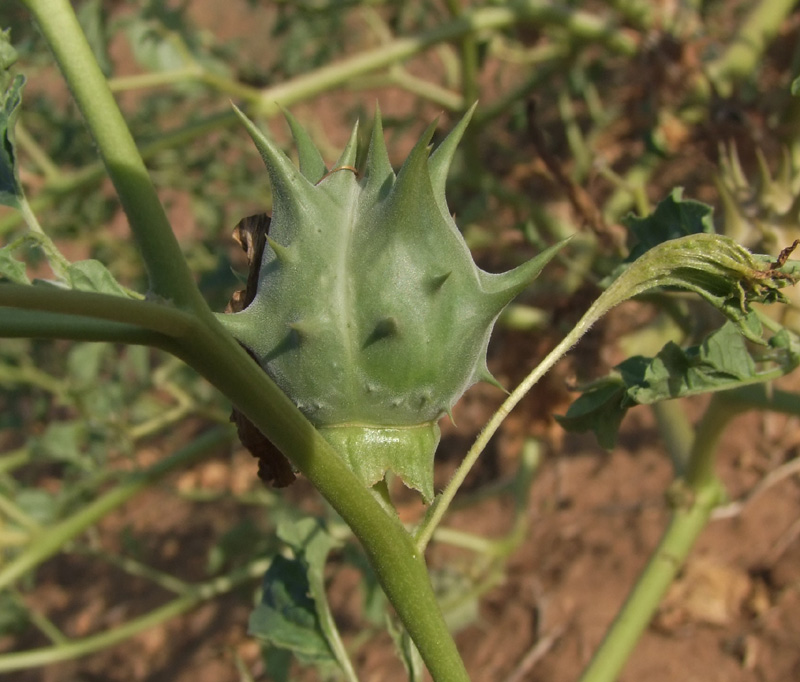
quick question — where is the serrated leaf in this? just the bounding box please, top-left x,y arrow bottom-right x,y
624,188 -> 715,260
249,518 -> 344,672
555,378 -> 632,450
0,245 -> 29,284
0,73 -> 25,208
67,259 -> 129,296
248,555 -> 336,665
277,518 -> 340,584
276,518 -> 342,659
626,320 -> 774,404
557,320 -> 800,447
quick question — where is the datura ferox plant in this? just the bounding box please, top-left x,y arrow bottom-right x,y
221,106 -> 562,502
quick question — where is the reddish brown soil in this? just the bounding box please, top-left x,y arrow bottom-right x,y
4,385 -> 799,682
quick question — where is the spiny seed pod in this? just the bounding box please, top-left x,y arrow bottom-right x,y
223,105 -> 562,501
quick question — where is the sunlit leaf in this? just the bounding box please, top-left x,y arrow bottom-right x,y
0,28 -> 18,92
67,259 -> 130,296
0,245 -> 29,284
624,188 -> 715,260
558,320 -> 800,447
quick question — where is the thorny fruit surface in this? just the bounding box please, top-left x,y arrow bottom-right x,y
223,107 -> 562,500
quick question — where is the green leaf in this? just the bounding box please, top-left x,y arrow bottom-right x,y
624,188 -> 715,260
555,377 -> 631,450
0,29 -> 18,92
0,72 -> 25,208
0,245 -> 29,284
14,488 -> 58,526
276,518 -> 341,652
792,75 -> 800,96
249,518 -> 342,671
31,421 -> 90,469
67,259 -> 130,296
558,320 -> 800,447
248,555 -> 336,665
0,593 -> 28,637
67,342 -> 110,388
626,322 -> 760,404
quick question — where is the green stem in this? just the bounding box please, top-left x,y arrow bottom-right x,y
0,427 -> 231,590
0,308 -> 172,346
14,122 -> 62,181
0,284 -> 196,339
108,66 -> 202,93
716,383 -> 800,417
8,3 -> 636,677
2,3 -> 636,236
315,584 -> 360,682
576,393 -> 734,682
355,68 -> 464,111
576,479 -> 723,682
651,400 -> 694,476
21,0 -> 209,311
173,326 -> 471,682
684,394 -> 744,489
416,285 -> 602,551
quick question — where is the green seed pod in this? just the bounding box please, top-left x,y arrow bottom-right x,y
224,106 -> 563,501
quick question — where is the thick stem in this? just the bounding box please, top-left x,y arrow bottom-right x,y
0,308 -> 166,345
174,325 -> 471,682
0,284 -> 196,339
22,0 -> 208,312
